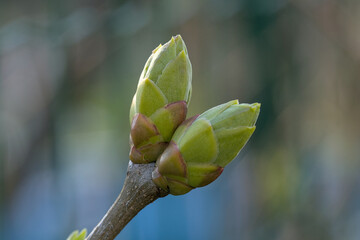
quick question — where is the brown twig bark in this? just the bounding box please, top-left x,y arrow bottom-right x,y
86,161 -> 168,240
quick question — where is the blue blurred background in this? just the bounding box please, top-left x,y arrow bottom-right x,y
1,0 -> 360,239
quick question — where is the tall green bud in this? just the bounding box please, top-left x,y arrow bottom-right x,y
129,35 -> 192,164
152,100 -> 260,195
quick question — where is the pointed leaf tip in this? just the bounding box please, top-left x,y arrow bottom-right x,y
153,44 -> 162,54
156,50 -> 191,103
199,99 -> 238,121
135,78 -> 168,116
214,126 -> 256,167
146,38 -> 177,82
210,102 -> 260,130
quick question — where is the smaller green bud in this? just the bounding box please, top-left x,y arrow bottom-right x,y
129,35 -> 192,163
152,100 -> 260,195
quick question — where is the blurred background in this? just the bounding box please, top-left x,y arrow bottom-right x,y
1,0 -> 360,239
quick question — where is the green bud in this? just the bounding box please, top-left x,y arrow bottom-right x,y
152,100 -> 260,195
129,35 -> 192,163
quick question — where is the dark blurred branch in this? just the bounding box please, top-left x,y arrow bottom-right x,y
86,161 -> 168,240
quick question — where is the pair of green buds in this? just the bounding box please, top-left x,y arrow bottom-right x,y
129,35 -> 260,195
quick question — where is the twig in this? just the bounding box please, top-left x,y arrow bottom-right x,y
86,161 -> 168,240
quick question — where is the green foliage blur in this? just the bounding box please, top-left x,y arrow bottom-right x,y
1,0 -> 360,240
67,229 -> 87,240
